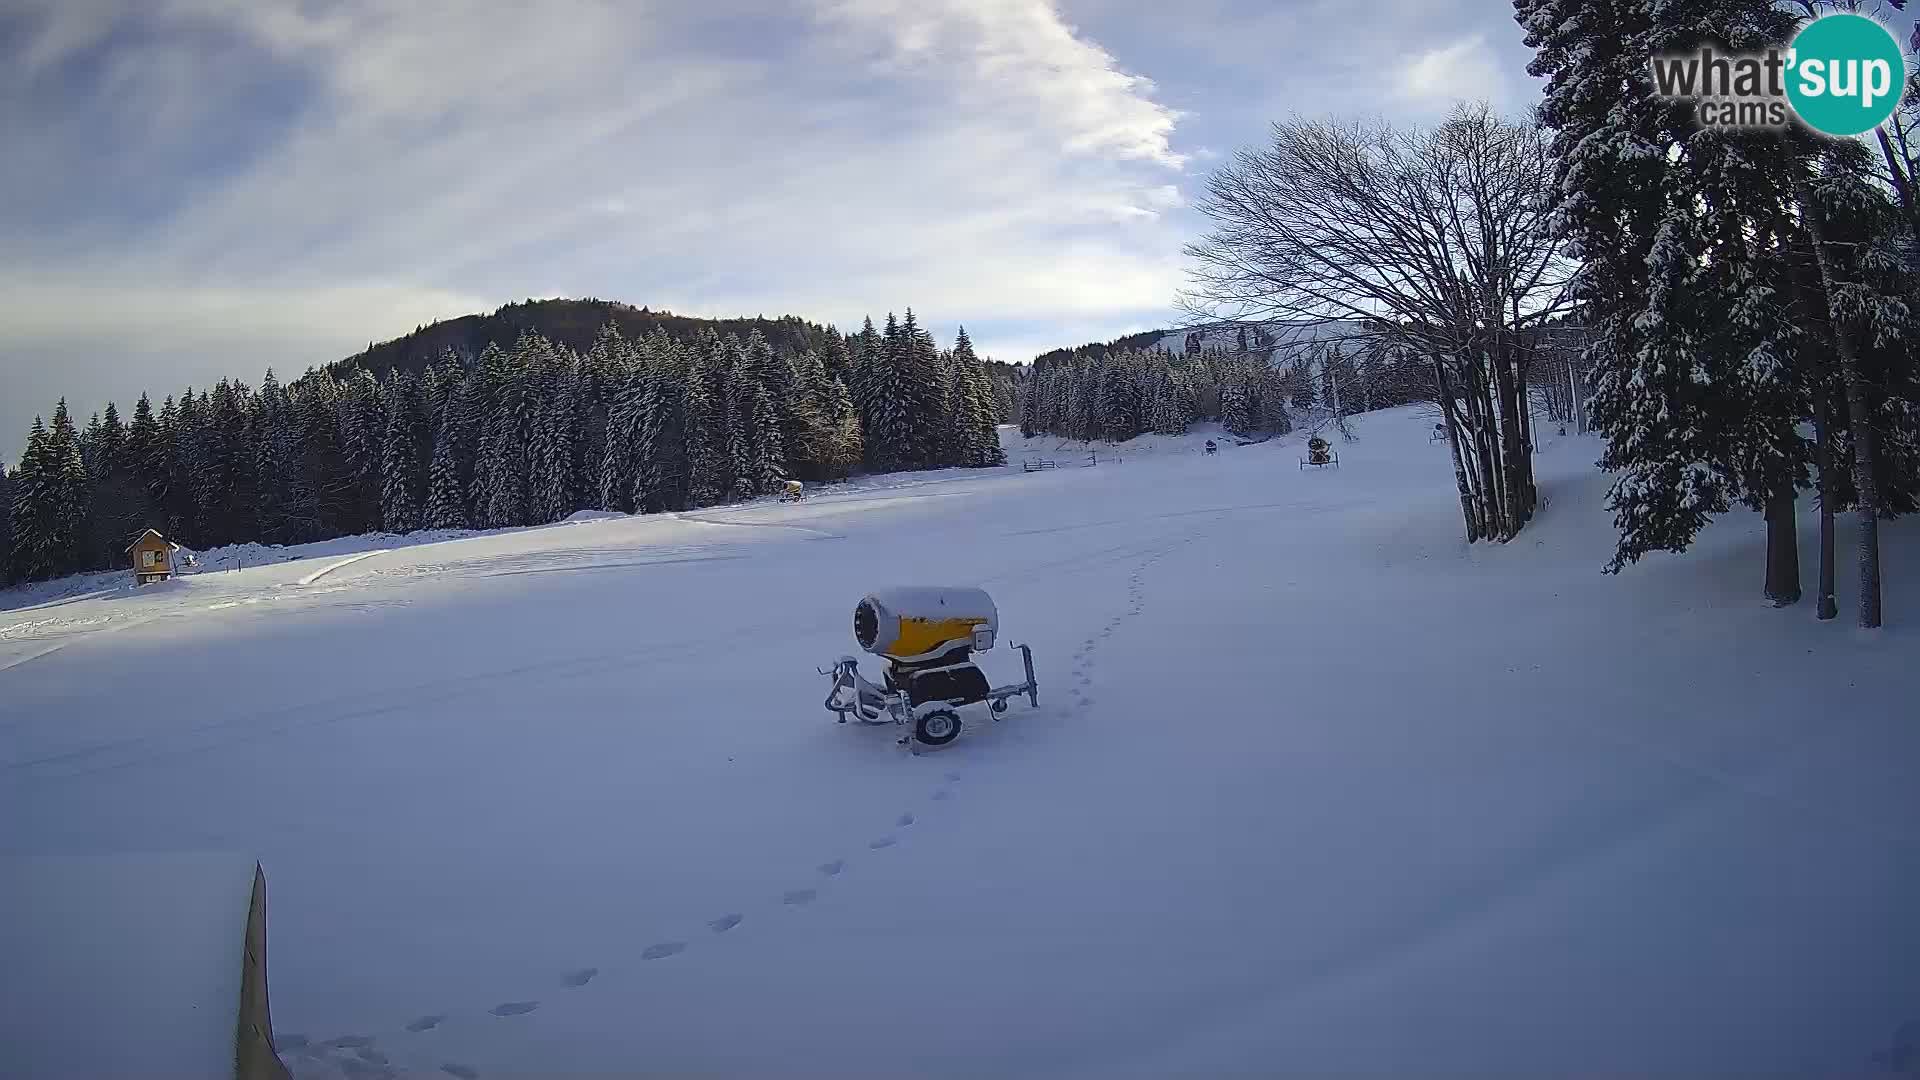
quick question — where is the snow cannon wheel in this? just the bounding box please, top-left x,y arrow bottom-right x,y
915,709 -> 962,746
990,698 -> 1008,716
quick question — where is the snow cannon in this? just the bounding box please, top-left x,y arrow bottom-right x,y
821,586 -> 1039,752
854,586 -> 997,661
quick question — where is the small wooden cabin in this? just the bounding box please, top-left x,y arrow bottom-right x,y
126,529 -> 181,584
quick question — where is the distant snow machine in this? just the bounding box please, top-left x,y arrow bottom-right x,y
819,586 -> 1039,753
1300,434 -> 1339,469
1204,440 -> 1218,456
779,479 -> 805,502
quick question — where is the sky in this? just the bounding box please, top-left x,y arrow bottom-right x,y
0,0 -> 1542,460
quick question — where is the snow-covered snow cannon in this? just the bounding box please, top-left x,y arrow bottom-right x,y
1300,434 -> 1339,470
819,586 -> 1039,751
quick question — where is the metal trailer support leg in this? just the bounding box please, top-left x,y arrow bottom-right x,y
1018,643 -> 1038,708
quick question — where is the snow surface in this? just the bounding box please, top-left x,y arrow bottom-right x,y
0,852 -> 257,1079
4,407 -> 1918,1079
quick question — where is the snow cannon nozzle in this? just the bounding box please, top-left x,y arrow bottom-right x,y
853,586 -> 998,661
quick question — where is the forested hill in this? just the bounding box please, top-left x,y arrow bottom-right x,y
331,298 -> 839,380
1031,328 -> 1170,366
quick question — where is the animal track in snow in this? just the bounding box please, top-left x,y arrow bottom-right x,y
897,812 -> 915,826
442,1065 -> 480,1080
405,1015 -> 446,1033
869,836 -> 897,849
354,1047 -> 390,1065
931,788 -> 952,800
642,942 -> 686,960
783,888 -> 817,906
325,1036 -> 373,1049
563,967 -> 598,987
944,771 -> 961,782
338,1058 -> 396,1080
818,859 -> 844,877
280,1034 -> 310,1050
709,913 -> 743,933
489,1001 -> 538,1017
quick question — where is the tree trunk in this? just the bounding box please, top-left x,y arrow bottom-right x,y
1492,339 -> 1529,532
1467,356 -> 1508,540
1814,396 -> 1839,621
1764,486 -> 1801,606
1514,355 -> 1535,522
1796,172 -> 1885,628
1433,356 -> 1482,542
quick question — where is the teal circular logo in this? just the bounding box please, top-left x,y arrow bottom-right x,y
1786,14 -> 1906,136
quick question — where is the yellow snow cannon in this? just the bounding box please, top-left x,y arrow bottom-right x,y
821,586 -> 1039,751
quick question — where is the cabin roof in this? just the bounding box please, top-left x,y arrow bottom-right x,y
125,529 -> 180,554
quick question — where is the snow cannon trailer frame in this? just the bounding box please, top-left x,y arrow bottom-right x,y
820,587 -> 1040,753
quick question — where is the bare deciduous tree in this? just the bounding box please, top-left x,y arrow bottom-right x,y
1179,102 -> 1575,542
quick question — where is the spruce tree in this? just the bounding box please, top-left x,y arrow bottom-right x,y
683,334 -> 729,508
476,337 -> 536,528
42,402 -> 89,577
424,377 -> 472,531
1519,0 -> 1811,578
864,314 -> 914,470
528,355 -> 579,524
742,329 -> 797,478
601,361 -> 643,513
293,378 -> 350,541
8,420 -> 55,580
380,372 -> 426,533
632,334 -> 690,512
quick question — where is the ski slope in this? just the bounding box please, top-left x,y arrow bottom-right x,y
3,408 -> 1917,1079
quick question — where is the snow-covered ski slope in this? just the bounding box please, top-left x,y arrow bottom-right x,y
4,407 -> 1917,1079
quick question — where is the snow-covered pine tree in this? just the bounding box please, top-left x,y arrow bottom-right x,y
293,377 -> 350,541
475,337 -> 537,528
1151,370 -> 1187,436
600,357 -> 644,514
708,335 -> 754,501
339,367 -> 386,535
821,375 -> 864,479
573,331 -> 618,514
168,388 -> 207,546
1519,0 -> 1810,581
682,333 -> 730,508
43,401 -> 90,577
950,329 -> 1003,465
380,371 -> 426,533
850,316 -> 882,442
741,329 -> 796,479
424,375 -> 472,531
528,352 -> 579,524
898,310 -> 945,467
862,314 -> 912,471
1220,370 -> 1257,438
7,419 -> 54,580
631,332 -> 690,512
87,400 -> 151,566
1099,355 -> 1139,443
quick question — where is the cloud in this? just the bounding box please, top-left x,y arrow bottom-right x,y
0,0 -> 1192,453
1397,35 -> 1509,108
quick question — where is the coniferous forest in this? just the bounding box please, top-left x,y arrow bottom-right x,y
2,306 -> 1017,585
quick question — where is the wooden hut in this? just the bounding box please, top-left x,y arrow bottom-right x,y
127,529 -> 181,584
